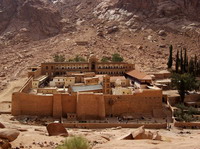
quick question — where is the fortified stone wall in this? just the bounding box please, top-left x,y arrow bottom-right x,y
12,89 -> 165,119
61,94 -> 77,117
77,93 -> 105,120
28,67 -> 41,78
19,77 -> 33,93
63,123 -> 167,129
12,92 -> 53,116
104,90 -> 164,118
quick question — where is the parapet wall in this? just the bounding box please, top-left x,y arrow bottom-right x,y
12,92 -> 53,116
19,77 -> 33,93
12,89 -> 165,119
77,93 -> 105,120
104,90 -> 164,117
28,67 -> 41,78
63,123 -> 167,129
174,122 -> 200,128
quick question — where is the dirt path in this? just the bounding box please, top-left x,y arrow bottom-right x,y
0,78 -> 27,102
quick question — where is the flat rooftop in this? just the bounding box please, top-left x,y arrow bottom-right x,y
71,84 -> 103,92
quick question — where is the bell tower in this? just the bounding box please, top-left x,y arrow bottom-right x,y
88,54 -> 98,72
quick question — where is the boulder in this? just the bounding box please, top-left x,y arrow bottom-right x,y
106,26 -> 119,34
158,30 -> 166,36
46,123 -> 68,136
122,126 -> 162,140
0,123 -> 5,128
0,129 -> 20,142
152,131 -> 162,141
0,139 -> 11,149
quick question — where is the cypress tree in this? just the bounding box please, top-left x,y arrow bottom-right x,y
180,49 -> 184,73
183,48 -> 187,73
175,50 -> 180,73
194,54 -> 198,76
197,60 -> 200,76
197,57 -> 200,76
167,45 -> 173,69
188,57 -> 194,75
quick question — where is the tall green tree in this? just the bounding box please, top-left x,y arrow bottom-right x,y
194,54 -> 198,76
112,53 -> 124,62
180,49 -> 184,73
197,60 -> 200,76
183,48 -> 188,73
68,55 -> 86,62
172,73 -> 197,103
53,54 -> 65,62
188,57 -> 195,75
175,50 -> 180,73
167,45 -> 173,69
101,56 -> 110,62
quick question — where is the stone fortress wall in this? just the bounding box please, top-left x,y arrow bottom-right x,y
12,55 -> 166,120
12,77 -> 165,119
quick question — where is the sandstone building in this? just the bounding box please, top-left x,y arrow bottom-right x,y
12,55 -> 167,121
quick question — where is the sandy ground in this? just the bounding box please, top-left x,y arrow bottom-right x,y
0,78 -> 200,149
0,78 -> 27,102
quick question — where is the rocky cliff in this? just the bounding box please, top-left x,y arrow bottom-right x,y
0,0 -> 200,90
113,0 -> 200,20
0,0 -> 63,42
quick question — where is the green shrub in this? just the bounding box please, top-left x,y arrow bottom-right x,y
175,103 -> 187,110
188,106 -> 199,115
182,113 -> 193,122
53,54 -> 66,62
68,55 -> 86,62
111,53 -> 123,62
56,136 -> 90,149
101,56 -> 110,62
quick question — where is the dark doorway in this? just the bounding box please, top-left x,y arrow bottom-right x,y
91,62 -> 95,71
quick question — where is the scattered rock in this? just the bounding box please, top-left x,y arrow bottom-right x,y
106,26 -> 119,34
0,129 -> 20,142
17,128 -> 28,132
158,30 -> 166,36
122,126 -> 162,141
159,44 -> 166,48
46,123 -> 68,136
0,123 -> 5,128
0,139 -> 11,149
152,131 -> 162,140
0,73 -> 6,77
136,45 -> 143,50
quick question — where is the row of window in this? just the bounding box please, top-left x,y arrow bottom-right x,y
96,71 -> 125,75
98,66 -> 131,69
46,66 -> 89,70
45,66 -> 133,70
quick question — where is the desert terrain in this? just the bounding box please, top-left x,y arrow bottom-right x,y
0,78 -> 200,149
1,0 -> 200,148
0,0 -> 200,90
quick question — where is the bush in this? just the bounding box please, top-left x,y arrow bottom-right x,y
111,53 -> 123,62
53,54 -> 65,62
182,113 -> 193,122
188,106 -> 199,115
56,136 -> 90,149
101,56 -> 110,62
175,103 -> 187,110
69,55 -> 86,62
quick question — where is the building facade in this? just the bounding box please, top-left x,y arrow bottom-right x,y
41,55 -> 135,77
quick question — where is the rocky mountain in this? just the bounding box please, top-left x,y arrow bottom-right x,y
0,0 -> 200,90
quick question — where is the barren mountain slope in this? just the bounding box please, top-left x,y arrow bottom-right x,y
0,0 -> 200,90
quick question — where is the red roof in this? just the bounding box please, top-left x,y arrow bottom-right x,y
126,70 -> 152,81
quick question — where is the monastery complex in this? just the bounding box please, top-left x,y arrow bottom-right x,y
12,55 -> 172,122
